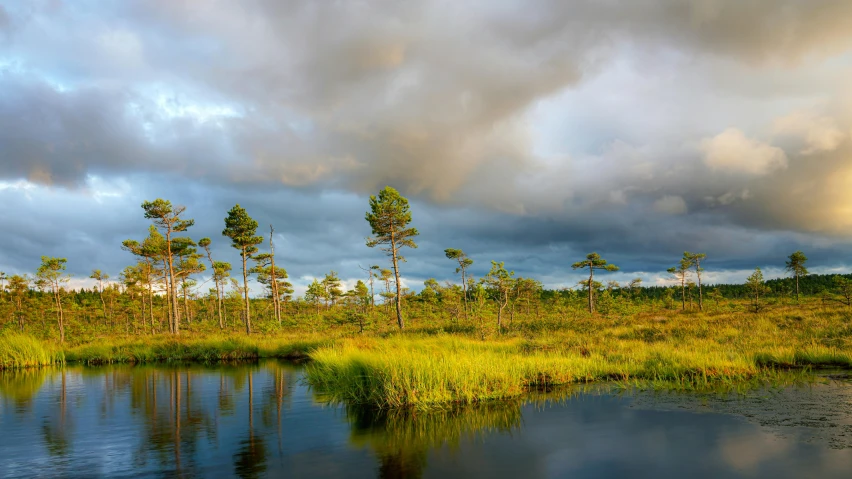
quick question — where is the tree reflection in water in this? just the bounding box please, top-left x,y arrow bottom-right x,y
345,402 -> 523,478
5,361 -> 843,479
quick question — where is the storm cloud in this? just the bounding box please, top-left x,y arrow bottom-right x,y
1,0 -> 852,292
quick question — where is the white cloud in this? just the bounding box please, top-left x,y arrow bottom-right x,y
773,111 -> 846,154
701,128 -> 787,175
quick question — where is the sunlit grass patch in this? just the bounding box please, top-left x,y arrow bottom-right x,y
305,335 -> 761,409
0,333 -> 63,369
62,333 -> 333,365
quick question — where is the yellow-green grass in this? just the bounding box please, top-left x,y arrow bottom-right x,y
4,302 -> 852,409
0,333 -> 64,369
306,306 -> 852,408
305,335 -> 760,409
62,333 -> 334,365
0,333 -> 335,369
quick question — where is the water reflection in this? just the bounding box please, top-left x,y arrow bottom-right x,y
2,362 -> 852,478
347,403 -> 522,478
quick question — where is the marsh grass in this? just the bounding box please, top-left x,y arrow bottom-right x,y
305,336 -> 760,408
0,333 -> 333,369
4,301 -> 852,409
62,334 -> 334,365
0,333 -> 63,369
306,304 -> 852,408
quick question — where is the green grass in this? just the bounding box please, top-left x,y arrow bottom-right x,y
0,333 -> 333,369
305,335 -> 761,409
5,301 -> 852,410
0,333 -> 64,369
305,305 -> 852,408
62,334 -> 334,365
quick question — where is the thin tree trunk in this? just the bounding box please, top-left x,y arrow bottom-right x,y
391,238 -> 404,330
795,273 -> 800,302
167,282 -> 174,332
269,227 -> 281,325
588,264 -> 595,313
182,281 -> 190,324
166,241 -> 180,335
98,282 -> 107,322
497,298 -> 506,333
461,266 -> 468,321
148,281 -> 155,334
54,285 -> 65,343
162,259 -> 173,333
138,291 -> 145,335
242,249 -> 251,334
222,287 -> 228,329
696,263 -> 703,311
217,278 -> 224,329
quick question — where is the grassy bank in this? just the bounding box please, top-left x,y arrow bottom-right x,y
305,335 -> 759,408
63,333 -> 337,365
0,333 -> 334,370
0,333 -> 64,369
306,305 -> 852,408
4,302 -> 852,409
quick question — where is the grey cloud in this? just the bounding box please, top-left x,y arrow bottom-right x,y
1,0 -> 852,288
1,173 -> 850,296
4,0 -> 851,197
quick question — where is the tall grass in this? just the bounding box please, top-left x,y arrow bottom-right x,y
0,333 -> 63,369
306,336 -> 760,409
62,333 -> 333,365
0,333 -> 333,369
5,301 -> 852,409
306,305 -> 852,408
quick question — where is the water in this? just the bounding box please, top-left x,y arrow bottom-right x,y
2,361 -> 852,478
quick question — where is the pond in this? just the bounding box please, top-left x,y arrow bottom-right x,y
2,361 -> 852,478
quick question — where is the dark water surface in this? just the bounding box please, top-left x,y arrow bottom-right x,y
2,361 -> 852,478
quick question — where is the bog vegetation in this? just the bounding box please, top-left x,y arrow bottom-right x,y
1,186 -> 851,408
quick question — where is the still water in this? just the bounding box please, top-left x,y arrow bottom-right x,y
2,361 -> 852,478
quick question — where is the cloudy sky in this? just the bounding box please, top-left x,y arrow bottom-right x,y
1,0 -> 852,295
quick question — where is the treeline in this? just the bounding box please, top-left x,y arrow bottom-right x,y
0,187 -> 849,342
625,273 -> 852,300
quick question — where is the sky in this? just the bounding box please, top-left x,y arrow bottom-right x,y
1,0 -> 852,296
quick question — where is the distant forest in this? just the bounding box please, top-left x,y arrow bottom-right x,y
582,273 -> 852,301
44,273 -> 852,302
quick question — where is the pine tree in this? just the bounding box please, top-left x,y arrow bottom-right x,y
37,256 -> 70,343
684,252 -> 707,311
141,199 -> 194,334
572,253 -> 619,313
321,271 -> 343,307
483,261 -> 515,331
745,267 -> 768,312
667,258 -> 692,311
251,249 -> 292,325
445,248 -> 474,320
785,251 -> 809,302
223,204 -> 264,334
90,269 -> 109,322
199,237 -> 229,329
365,187 -> 419,330
8,274 -> 29,331
122,226 -> 164,333
305,279 -> 324,317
